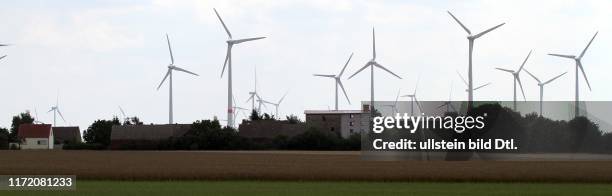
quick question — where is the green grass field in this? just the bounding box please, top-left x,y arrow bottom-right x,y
3,181 -> 612,196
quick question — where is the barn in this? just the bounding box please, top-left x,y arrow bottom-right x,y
18,124 -> 54,149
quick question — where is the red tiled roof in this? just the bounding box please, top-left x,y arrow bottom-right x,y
18,124 -> 52,139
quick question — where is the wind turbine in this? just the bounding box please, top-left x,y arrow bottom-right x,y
313,53 -> 353,110
263,91 -> 289,118
232,96 -> 248,126
246,66 -> 263,113
214,8 -> 266,128
48,95 -> 66,126
548,32 -> 598,118
447,11 -> 505,110
457,71 -> 490,96
118,106 -> 128,121
0,43 -> 9,61
348,28 -> 402,116
524,69 -> 567,117
401,78 -> 423,116
382,89 -> 401,114
156,34 -> 199,124
438,84 -> 457,113
495,50 -> 532,111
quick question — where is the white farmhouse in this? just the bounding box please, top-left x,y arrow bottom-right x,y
18,124 -> 54,149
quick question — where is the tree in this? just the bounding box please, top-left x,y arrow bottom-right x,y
286,115 -> 301,124
123,117 -> 143,125
0,127 -> 9,149
83,117 -> 121,147
249,110 -> 262,121
9,112 -> 35,142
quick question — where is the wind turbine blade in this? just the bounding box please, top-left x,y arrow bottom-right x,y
543,72 -> 567,85
166,34 -> 174,65
413,76 -> 420,95
523,69 -> 541,84
246,94 -> 254,103
516,76 -> 526,101
119,106 -> 127,118
474,23 -> 505,39
414,97 -> 424,114
456,71 -> 468,86
220,46 -> 230,77
156,69 -> 171,90
394,89 -> 401,105
47,108 -> 54,113
57,109 -> 67,123
172,66 -> 199,76
278,91 -> 289,104
313,74 -> 335,78
577,62 -> 592,91
437,103 -> 447,109
447,11 -> 471,35
337,80 -> 351,104
213,8 -> 232,38
495,67 -> 514,73
548,54 -> 575,59
234,37 -> 266,44
348,63 -> 370,79
474,83 -> 491,91
450,104 -> 457,112
518,50 -> 532,73
580,31 -> 598,59
0,55 -> 6,60
374,63 -> 402,79
372,28 -> 376,59
401,94 -> 415,98
338,53 -> 353,77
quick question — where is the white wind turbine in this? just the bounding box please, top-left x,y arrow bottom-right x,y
524,69 -> 567,117
548,32 -> 598,118
313,53 -> 353,110
437,84 -> 457,113
246,66 -> 263,113
495,50 -> 532,111
383,89 -> 401,114
156,34 -> 199,124
232,96 -> 248,126
214,8 -> 266,128
401,78 -> 423,116
0,43 -> 9,61
457,71 -> 490,98
48,95 -> 66,126
263,91 -> 289,118
348,28 -> 402,115
447,11 -> 505,110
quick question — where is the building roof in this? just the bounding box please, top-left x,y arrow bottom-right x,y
304,110 -> 366,115
18,124 -> 52,139
111,124 -> 191,141
52,126 -> 81,143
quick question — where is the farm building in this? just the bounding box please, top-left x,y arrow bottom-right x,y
110,124 -> 191,149
304,109 -> 370,139
18,124 -> 54,149
52,126 -> 82,144
238,120 -> 307,140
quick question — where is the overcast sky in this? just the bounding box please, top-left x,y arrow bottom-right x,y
1,0 -> 611,130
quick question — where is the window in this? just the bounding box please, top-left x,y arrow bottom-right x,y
330,127 -> 335,132
349,122 -> 354,126
350,114 -> 354,119
37,140 -> 47,145
350,129 -> 354,134
322,116 -> 326,121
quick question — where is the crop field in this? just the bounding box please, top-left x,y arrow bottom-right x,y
1,150 -> 612,182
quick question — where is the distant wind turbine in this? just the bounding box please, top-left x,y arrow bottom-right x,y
524,69 -> 567,117
263,91 -> 289,118
48,94 -> 66,126
495,50 -> 532,110
382,89 -> 401,114
401,78 -> 423,116
313,53 -> 353,110
214,8 -> 266,128
447,11 -> 505,110
246,66 -> 263,113
348,28 -> 402,116
437,83 -> 457,113
548,32 -> 598,118
457,71 -> 490,95
156,34 -> 199,124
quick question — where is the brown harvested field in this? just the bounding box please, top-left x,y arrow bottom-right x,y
1,150 -> 612,182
